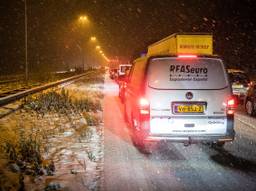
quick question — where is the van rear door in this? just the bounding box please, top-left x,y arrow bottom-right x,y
146,57 -> 231,135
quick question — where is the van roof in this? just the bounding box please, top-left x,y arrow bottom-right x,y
133,56 -> 148,63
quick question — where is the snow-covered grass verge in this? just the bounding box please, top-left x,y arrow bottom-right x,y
0,69 -> 105,191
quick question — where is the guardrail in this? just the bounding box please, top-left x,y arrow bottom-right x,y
0,73 -> 89,107
0,79 -> 20,85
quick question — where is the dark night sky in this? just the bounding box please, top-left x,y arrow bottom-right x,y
0,0 -> 256,75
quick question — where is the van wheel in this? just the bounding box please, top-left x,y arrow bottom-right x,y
124,103 -> 129,123
245,100 -> 255,116
130,118 -> 152,154
211,142 -> 225,148
120,95 -> 124,104
132,134 -> 152,154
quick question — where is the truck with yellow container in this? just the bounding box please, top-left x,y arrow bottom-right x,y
147,33 -> 213,56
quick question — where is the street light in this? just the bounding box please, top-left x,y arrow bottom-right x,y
77,15 -> 90,71
90,36 -> 97,42
78,15 -> 88,24
96,45 -> 101,50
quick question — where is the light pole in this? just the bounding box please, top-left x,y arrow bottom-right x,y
77,15 -> 89,71
90,36 -> 96,42
89,36 -> 98,67
76,44 -> 82,71
96,45 -> 101,50
25,0 -> 28,82
78,16 -> 88,24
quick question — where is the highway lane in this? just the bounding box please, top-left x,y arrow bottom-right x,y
103,76 -> 256,191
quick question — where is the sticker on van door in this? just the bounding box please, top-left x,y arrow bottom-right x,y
169,64 -> 208,82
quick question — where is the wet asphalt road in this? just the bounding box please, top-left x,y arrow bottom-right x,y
103,77 -> 256,191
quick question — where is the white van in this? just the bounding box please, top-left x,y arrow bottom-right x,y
124,55 -> 236,151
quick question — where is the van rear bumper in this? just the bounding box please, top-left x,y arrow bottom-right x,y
145,132 -> 235,144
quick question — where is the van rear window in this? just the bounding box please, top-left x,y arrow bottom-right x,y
120,66 -> 131,73
147,58 -> 228,90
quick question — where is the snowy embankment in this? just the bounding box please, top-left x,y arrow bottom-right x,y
0,70 -> 105,191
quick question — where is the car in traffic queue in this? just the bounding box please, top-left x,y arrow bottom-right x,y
118,73 -> 131,103
245,83 -> 256,116
109,68 -> 118,79
124,33 -> 237,152
118,64 -> 132,77
227,69 -> 251,103
117,66 -> 131,103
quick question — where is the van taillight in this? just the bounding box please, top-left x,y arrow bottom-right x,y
139,98 -> 150,119
227,98 -> 235,107
226,97 -> 237,115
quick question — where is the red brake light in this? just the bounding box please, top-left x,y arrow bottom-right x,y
139,97 -> 150,117
226,96 -> 237,115
227,110 -> 235,115
178,54 -> 198,59
139,98 -> 149,107
227,98 -> 235,107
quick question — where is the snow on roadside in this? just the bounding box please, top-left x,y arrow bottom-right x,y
0,72 -> 105,191
31,78 -> 103,190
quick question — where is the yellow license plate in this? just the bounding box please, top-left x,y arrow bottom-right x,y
176,105 -> 204,113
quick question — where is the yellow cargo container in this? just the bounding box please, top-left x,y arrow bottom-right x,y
147,33 -> 213,56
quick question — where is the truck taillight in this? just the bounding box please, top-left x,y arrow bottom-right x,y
177,54 -> 198,59
139,97 -> 150,120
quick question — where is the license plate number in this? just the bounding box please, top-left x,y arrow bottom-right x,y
174,104 -> 204,114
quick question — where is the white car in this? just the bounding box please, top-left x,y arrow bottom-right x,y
124,55 -> 236,152
118,64 -> 132,76
227,69 -> 251,102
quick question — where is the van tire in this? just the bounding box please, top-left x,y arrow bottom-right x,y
130,117 -> 152,154
211,142 -> 225,148
120,96 -> 124,104
123,103 -> 129,123
132,134 -> 152,154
